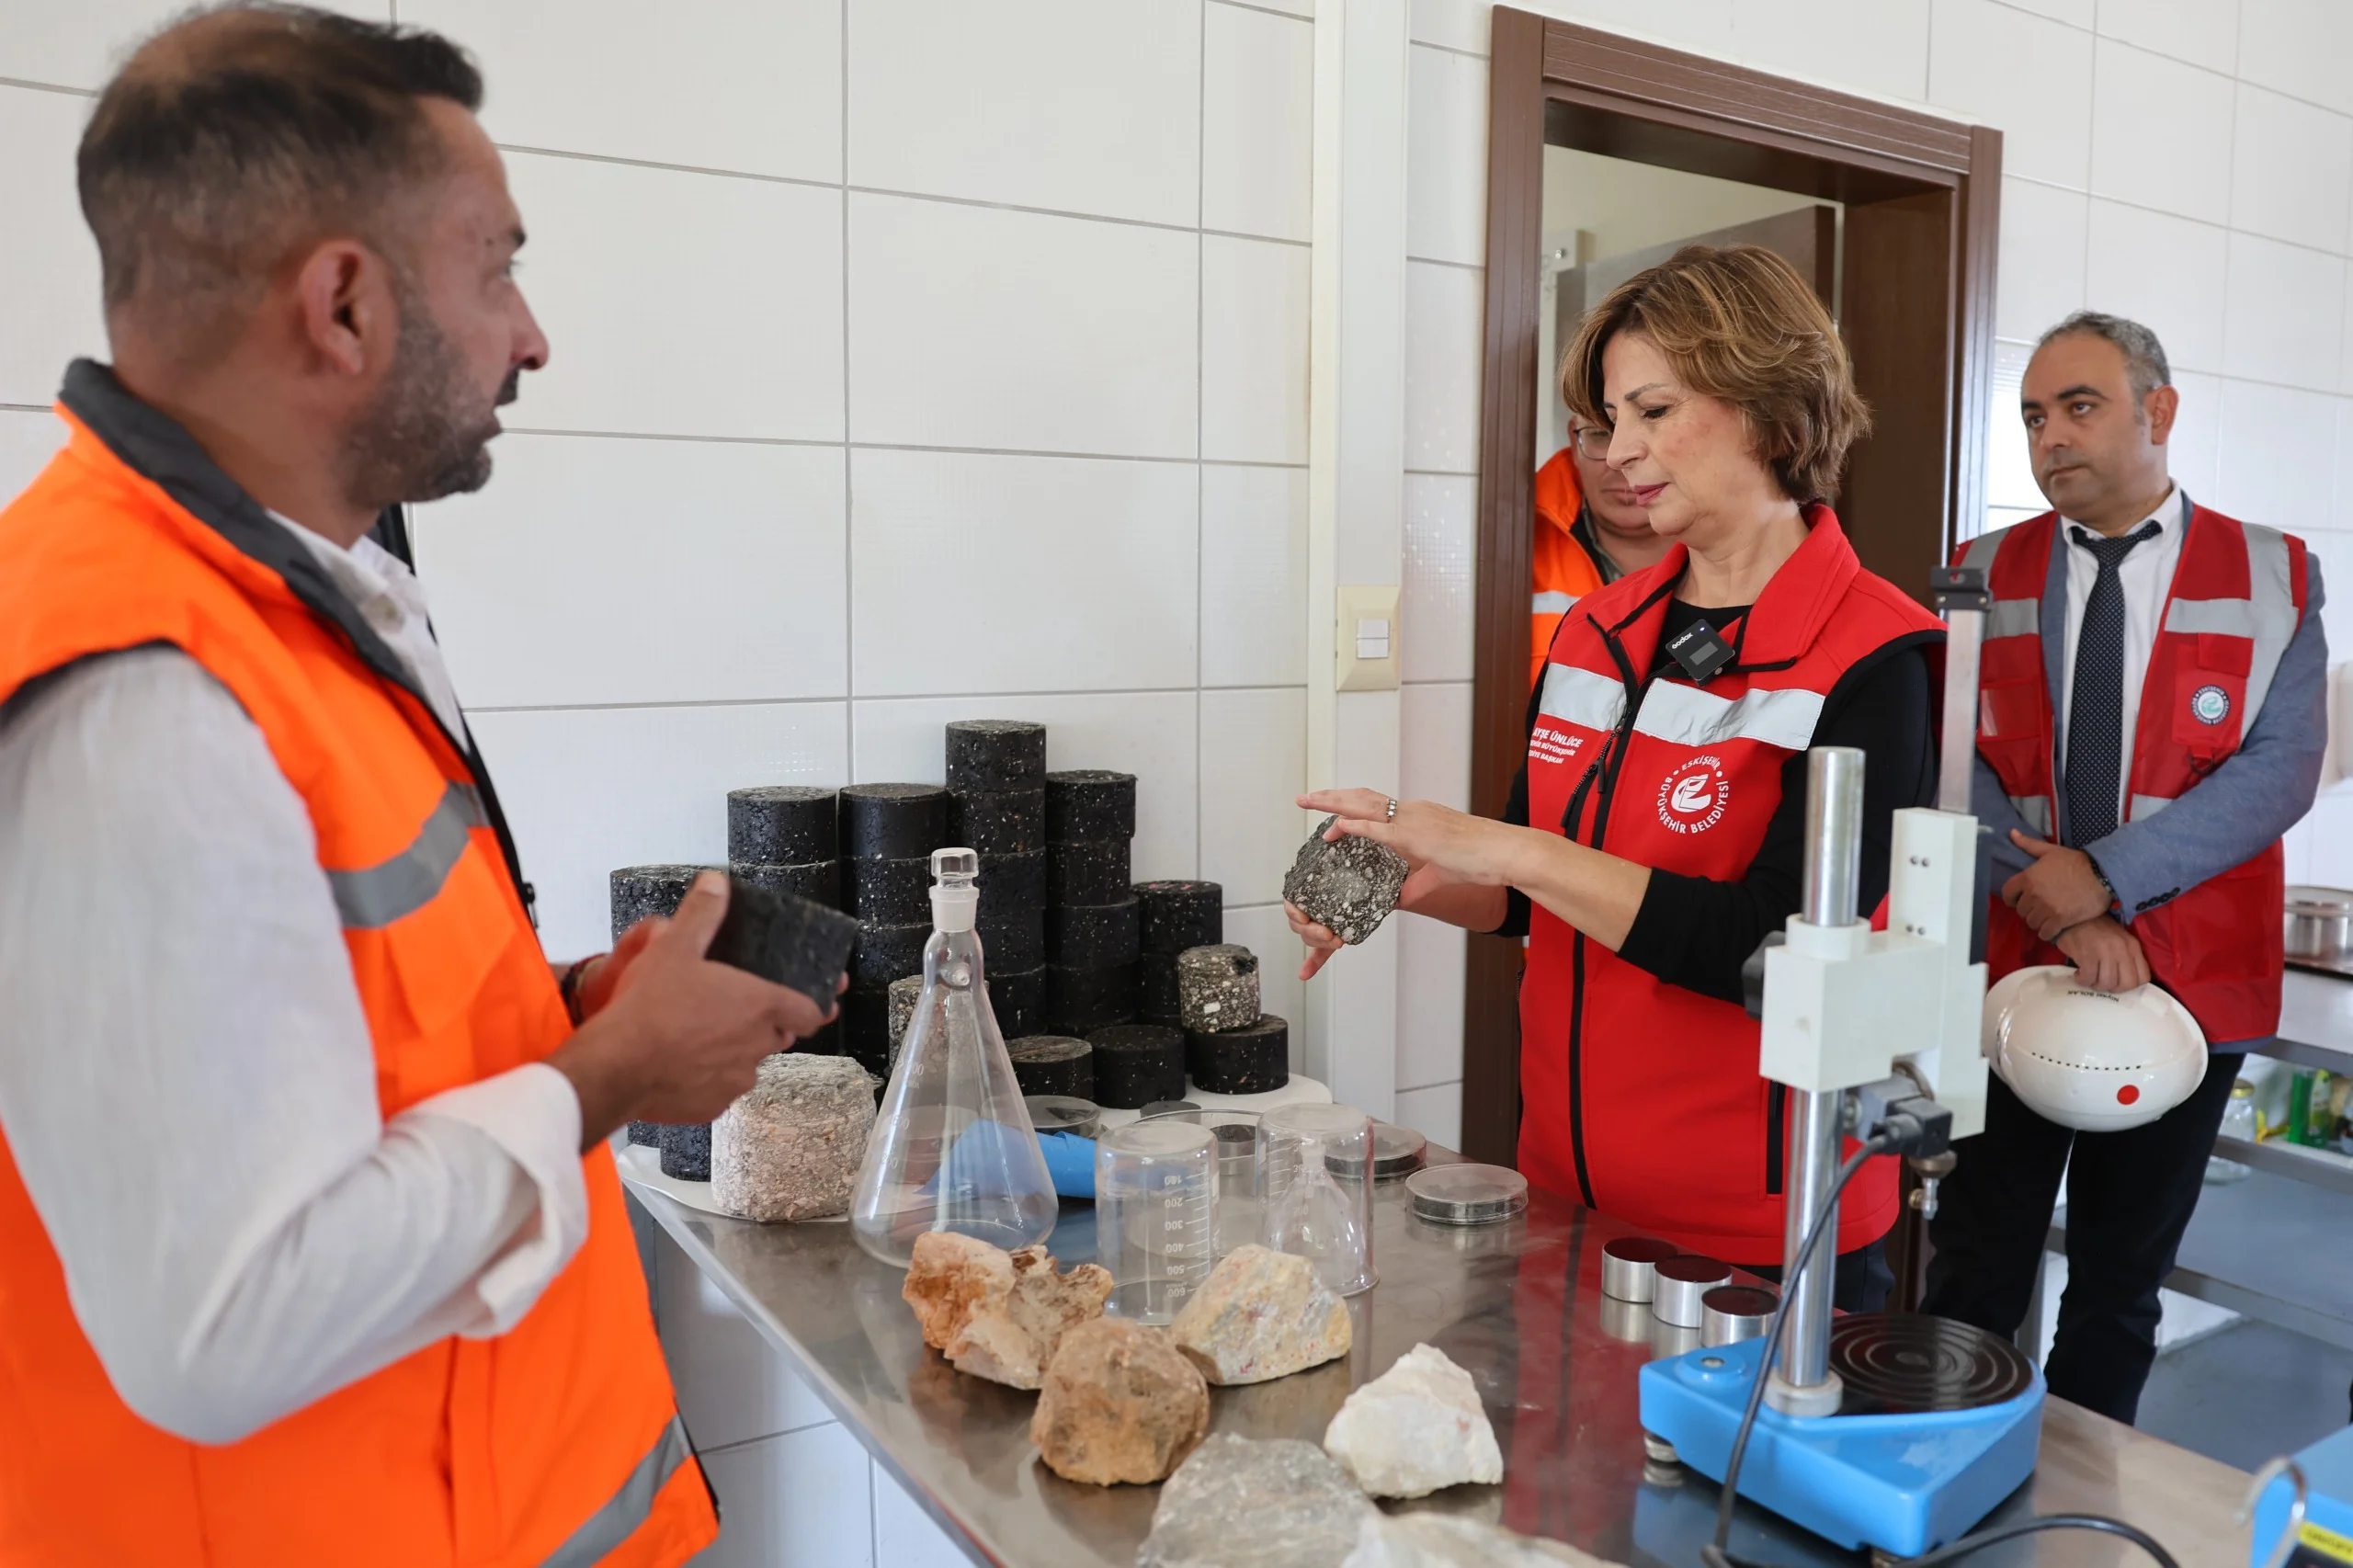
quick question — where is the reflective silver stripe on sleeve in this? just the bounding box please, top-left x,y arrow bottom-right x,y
1632,680 -> 1825,752
326,779 -> 485,929
1537,663 -> 1627,733
1532,591 -> 1575,614
2128,793 -> 2175,822
540,1416 -> 693,1568
2009,795 -> 2052,836
1960,529 -> 2006,573
2163,597 -> 2261,637
1986,598 -> 2040,640
2240,522 -> 2296,730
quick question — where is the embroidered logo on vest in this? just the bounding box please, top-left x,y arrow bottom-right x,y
1657,755 -> 1731,834
2190,685 -> 2230,725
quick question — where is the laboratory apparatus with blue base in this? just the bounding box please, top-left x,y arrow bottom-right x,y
1639,567 -> 2181,1568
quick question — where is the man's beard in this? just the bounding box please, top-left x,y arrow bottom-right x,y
342,278 -> 515,510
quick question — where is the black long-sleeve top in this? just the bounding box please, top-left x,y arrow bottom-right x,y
1502,599 -> 1937,1004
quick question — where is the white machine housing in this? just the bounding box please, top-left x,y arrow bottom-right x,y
1983,964 -> 2205,1131
1757,806 -> 1989,1139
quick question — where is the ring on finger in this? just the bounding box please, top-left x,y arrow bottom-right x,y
1385,797 -> 1399,822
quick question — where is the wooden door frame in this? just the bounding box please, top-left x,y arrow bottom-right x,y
1461,12 -> 2003,1198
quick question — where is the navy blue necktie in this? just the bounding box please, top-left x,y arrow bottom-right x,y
2064,520 -> 2161,846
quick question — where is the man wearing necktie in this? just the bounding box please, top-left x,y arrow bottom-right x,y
1923,312 -> 2328,1424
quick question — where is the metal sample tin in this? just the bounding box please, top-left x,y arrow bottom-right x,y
1404,1164 -> 1529,1226
1652,1255 -> 1732,1328
1025,1095 -> 1101,1141
1700,1284 -> 1779,1347
1337,1121 -> 1427,1180
1600,1236 -> 1680,1303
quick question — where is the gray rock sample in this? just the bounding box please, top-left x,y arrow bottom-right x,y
733,858 -> 839,910
1048,839 -> 1131,905
840,782 -> 948,860
1136,880 -> 1222,954
1187,1015 -> 1288,1096
1048,897 -> 1140,968
608,863 -> 707,943
978,848 -> 1046,915
994,966 -> 1045,1038
1086,1022 -> 1187,1108
710,1053 -> 876,1222
852,920 -> 930,989
945,719 -> 1047,791
949,787 -> 1046,855
1342,1515 -> 1621,1567
1046,961 -> 1137,1034
727,785 -> 836,865
847,855 -> 931,925
1283,817 -> 1409,945
977,906 -> 1044,972
1044,769 -> 1137,843
706,874 -> 859,1009
1140,1434 -> 1376,1568
1176,943 -> 1261,1034
1139,952 -> 1182,1025
1008,1035 -> 1094,1099
657,1121 -> 710,1182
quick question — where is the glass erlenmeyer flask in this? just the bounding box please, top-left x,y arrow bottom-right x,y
850,847 -> 1057,1267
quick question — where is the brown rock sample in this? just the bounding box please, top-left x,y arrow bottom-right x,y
1168,1244 -> 1352,1385
1031,1317 -> 1210,1485
901,1232 -> 1112,1391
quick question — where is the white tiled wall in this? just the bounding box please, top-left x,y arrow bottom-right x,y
1396,0 -> 2353,1127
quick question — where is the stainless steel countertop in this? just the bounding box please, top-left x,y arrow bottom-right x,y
623,1153 -> 2253,1568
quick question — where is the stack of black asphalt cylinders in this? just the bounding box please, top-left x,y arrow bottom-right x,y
1086,880 -> 1222,1108
726,785 -> 842,1055
1040,768 -> 1139,1042
946,721 -> 1050,1040
836,782 -> 947,1076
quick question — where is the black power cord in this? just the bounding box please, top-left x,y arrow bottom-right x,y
1692,1126 -> 2181,1568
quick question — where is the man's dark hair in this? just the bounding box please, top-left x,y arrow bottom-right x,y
2039,311 -> 2172,409
78,3 -> 481,348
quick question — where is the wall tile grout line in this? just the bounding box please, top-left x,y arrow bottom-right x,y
0,75 -> 97,99
1407,254 -> 1488,273
841,0 -> 857,759
1196,0 -> 1209,884
462,682 -> 1312,716
1207,0 -> 1313,23
1976,0 -> 2353,128
492,427 -> 1313,469
1409,38 -> 1490,65
1989,176 -> 2353,267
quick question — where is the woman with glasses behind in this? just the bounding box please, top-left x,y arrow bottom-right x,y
1290,244 -> 1942,1308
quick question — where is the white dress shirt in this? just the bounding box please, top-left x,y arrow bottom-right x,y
2056,485 -> 2188,824
0,517 -> 586,1445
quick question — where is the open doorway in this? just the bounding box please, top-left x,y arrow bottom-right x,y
1460,12 -> 2004,1256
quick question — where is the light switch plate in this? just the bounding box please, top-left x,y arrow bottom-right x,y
1336,584 -> 1402,692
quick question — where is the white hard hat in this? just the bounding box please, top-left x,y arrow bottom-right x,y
1982,966 -> 2207,1132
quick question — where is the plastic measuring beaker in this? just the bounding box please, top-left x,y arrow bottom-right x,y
1258,1102 -> 1376,1296
1095,1119 -> 1216,1324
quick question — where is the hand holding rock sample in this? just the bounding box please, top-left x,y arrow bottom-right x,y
1282,815 -> 1409,945
903,1232 -> 1112,1391
1322,1343 -> 1501,1498
1030,1317 -> 1209,1485
1168,1244 -> 1350,1385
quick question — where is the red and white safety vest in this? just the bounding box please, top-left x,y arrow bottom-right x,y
1520,510 -> 1944,1261
1961,505 -> 2308,1043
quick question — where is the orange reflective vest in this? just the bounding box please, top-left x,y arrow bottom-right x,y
1520,511 -> 1944,1260
0,362 -> 717,1568
1961,505 -> 2307,1043
1531,449 -> 1609,689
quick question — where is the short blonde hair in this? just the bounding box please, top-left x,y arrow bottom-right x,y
1562,244 -> 1869,505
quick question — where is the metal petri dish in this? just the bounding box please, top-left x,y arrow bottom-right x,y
1405,1163 -> 1529,1226
1136,1099 -> 1200,1120
1026,1095 -> 1102,1140
1357,1121 -> 1428,1180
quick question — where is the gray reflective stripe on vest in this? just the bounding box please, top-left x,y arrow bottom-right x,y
1532,590 -> 1575,614
326,779 -> 485,929
1537,663 -> 1626,733
2240,522 -> 2296,729
1959,529 -> 2006,574
1986,598 -> 2040,639
2163,597 -> 2261,637
1633,679 -> 1825,752
540,1417 -> 692,1568
2129,793 -> 2175,822
2009,795 -> 2052,836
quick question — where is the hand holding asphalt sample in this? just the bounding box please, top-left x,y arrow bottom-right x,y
1282,815 -> 1409,945
705,873 -> 859,1010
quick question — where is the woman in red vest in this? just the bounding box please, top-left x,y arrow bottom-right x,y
1288,245 -> 1944,1304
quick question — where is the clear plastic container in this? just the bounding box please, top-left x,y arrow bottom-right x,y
1143,1107 -> 1265,1258
849,848 -> 1058,1267
2206,1078 -> 2256,1186
1258,1102 -> 1376,1296
1095,1120 -> 1217,1324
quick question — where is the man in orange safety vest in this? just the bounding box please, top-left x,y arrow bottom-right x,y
1530,412 -> 1673,687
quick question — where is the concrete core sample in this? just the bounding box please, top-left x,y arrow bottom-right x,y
1176,944 -> 1260,1034
1281,815 -> 1409,945
706,874 -> 860,1009
710,1053 -> 876,1222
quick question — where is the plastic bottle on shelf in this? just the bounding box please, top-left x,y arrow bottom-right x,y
850,848 -> 1057,1267
2205,1078 -> 2256,1186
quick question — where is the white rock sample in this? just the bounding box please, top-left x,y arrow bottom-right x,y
1323,1343 -> 1502,1499
1140,1434 -> 1376,1568
1342,1514 -> 1624,1567
710,1052 -> 874,1221
1169,1244 -> 1352,1385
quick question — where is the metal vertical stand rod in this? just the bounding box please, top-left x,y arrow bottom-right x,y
1936,570 -> 1989,816
1771,746 -> 1864,1414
